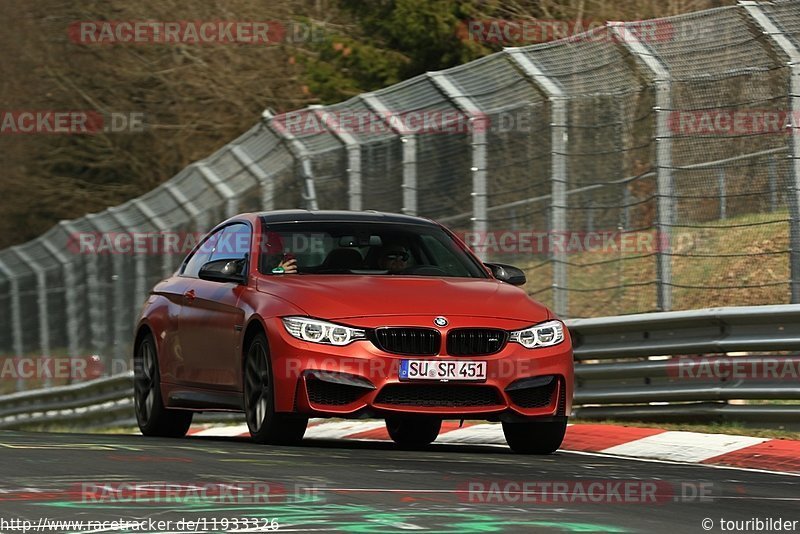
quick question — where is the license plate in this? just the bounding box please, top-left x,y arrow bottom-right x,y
399,360 -> 487,382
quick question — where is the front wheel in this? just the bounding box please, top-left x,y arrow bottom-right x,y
502,419 -> 567,454
244,332 -> 308,445
134,334 -> 192,437
386,416 -> 442,448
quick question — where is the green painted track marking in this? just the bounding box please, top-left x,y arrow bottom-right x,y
38,495 -> 627,533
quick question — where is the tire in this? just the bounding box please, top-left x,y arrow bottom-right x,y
244,332 -> 308,445
502,419 -> 567,454
134,333 -> 193,437
386,416 -> 442,448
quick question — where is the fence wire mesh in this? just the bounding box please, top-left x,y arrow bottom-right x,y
2,2 -> 800,388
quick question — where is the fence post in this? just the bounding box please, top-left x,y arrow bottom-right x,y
309,105 -> 363,211
740,1 -> 800,303
40,237 -> 80,361
262,109 -> 319,211
428,72 -> 488,260
717,167 -> 727,220
104,206 -> 138,367
0,258 -> 24,390
195,162 -> 239,219
61,220 -> 104,364
608,22 -> 674,312
131,198 -> 175,282
623,185 -> 631,230
769,155 -> 778,212
131,199 -> 173,301
361,93 -> 418,216
506,48 -> 569,318
230,145 -> 275,211
163,182 -> 205,233
11,246 -> 51,386
83,214 -> 117,369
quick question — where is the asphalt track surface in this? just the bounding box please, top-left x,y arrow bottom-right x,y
0,430 -> 798,533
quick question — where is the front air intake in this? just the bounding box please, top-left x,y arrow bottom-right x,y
371,328 -> 440,355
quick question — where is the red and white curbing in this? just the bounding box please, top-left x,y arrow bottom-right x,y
187,421 -> 800,475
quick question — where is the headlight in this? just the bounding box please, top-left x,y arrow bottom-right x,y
282,317 -> 366,346
509,320 -> 565,349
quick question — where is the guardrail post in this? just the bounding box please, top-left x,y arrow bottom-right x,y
506,48 -> 569,317
308,105 -> 363,212
428,72 -> 489,261
608,23 -> 674,312
262,109 -> 319,211
40,237 -> 80,361
10,246 -> 51,387
361,93 -> 418,216
230,145 -> 276,211
740,1 -> 800,303
0,258 -> 24,390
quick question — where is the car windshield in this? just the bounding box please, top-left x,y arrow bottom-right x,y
258,220 -> 487,278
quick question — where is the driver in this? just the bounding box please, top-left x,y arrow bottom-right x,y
377,244 -> 410,273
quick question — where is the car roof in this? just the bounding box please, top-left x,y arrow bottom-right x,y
250,210 -> 441,227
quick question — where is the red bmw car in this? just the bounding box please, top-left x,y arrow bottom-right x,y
134,210 -> 573,454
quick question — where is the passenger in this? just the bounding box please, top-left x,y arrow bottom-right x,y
261,231 -> 298,274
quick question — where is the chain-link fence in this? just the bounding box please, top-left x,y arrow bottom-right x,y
1,1 -> 799,387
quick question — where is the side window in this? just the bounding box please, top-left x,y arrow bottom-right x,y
211,223 -> 251,262
181,229 -> 222,278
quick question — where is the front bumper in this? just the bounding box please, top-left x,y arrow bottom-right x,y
265,316 -> 574,421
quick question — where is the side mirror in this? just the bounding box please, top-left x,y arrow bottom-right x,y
485,263 -> 526,286
198,257 -> 247,284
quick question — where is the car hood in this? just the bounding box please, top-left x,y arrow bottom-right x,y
256,275 -> 551,322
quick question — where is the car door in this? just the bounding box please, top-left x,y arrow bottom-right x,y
163,227 -> 222,385
177,223 -> 250,390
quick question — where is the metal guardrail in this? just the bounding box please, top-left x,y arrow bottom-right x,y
0,372 -> 134,429
0,372 -> 242,429
570,305 -> 800,359
1,305 -> 799,430
570,304 -> 800,426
